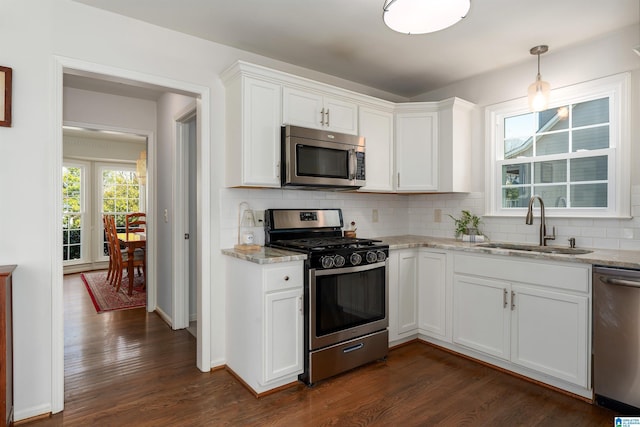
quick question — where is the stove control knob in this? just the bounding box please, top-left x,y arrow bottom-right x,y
321,256 -> 335,269
376,250 -> 387,262
350,253 -> 362,266
366,251 -> 378,264
334,254 -> 346,268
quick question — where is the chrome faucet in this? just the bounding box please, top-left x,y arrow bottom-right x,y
525,195 -> 556,246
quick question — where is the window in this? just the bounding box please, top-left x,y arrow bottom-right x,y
62,162 -> 87,264
486,73 -> 630,218
99,165 -> 142,257
99,165 -> 141,257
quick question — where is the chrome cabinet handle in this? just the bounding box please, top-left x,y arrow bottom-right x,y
325,109 -> 330,127
298,295 -> 303,313
511,291 -> 516,311
320,108 -> 325,125
503,289 -> 508,308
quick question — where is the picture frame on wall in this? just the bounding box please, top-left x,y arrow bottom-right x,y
0,66 -> 12,127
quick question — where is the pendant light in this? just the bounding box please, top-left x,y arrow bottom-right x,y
527,45 -> 550,112
382,0 -> 471,35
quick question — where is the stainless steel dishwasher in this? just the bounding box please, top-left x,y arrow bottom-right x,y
593,266 -> 640,414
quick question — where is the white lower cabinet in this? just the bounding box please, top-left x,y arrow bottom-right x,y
388,249 -> 419,343
452,253 -> 591,391
226,258 -> 304,394
510,284 -> 588,386
453,274 -> 510,359
389,248 -> 450,345
418,250 -> 449,341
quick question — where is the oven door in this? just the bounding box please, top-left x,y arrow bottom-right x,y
309,260 -> 388,350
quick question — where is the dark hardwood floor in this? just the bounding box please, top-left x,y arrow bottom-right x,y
22,273 -> 616,426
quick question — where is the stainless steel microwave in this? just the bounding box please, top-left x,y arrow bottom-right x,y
281,125 -> 365,189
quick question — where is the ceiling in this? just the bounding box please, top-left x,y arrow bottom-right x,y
73,0 -> 638,98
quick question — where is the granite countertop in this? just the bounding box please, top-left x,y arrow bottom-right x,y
223,235 -> 640,269
377,235 -> 640,270
222,246 -> 307,264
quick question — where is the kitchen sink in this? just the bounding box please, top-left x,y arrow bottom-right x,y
476,242 -> 593,255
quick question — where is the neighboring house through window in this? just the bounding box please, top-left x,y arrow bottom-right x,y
485,73 -> 630,218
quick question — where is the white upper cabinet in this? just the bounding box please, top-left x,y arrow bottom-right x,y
283,86 -> 358,135
394,98 -> 475,193
437,98 -> 475,193
222,67 -> 282,188
221,61 -> 475,192
395,107 -> 439,192
358,105 -> 394,192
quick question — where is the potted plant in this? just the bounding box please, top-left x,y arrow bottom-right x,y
448,210 -> 483,239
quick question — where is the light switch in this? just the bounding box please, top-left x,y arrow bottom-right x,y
164,209 -> 169,223
372,209 -> 379,223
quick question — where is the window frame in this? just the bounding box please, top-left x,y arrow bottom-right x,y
62,160 -> 90,266
485,73 -> 631,218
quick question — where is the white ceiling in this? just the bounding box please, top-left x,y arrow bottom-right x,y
73,0 -> 638,98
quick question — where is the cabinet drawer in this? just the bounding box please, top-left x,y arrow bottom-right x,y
264,264 -> 303,292
454,254 -> 589,293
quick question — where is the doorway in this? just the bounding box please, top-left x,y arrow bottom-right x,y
53,57 -> 213,413
174,106 -> 198,331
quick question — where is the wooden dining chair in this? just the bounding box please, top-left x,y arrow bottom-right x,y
107,215 -> 145,293
103,215 -> 117,284
125,212 -> 146,277
125,212 -> 146,234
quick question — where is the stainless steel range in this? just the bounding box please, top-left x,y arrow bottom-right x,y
265,208 -> 389,385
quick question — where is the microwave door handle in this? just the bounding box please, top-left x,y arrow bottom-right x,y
349,149 -> 356,180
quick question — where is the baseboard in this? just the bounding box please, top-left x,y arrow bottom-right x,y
14,403 -> 52,424
154,306 -> 172,327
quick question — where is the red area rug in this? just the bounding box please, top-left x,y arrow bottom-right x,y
81,270 -> 146,313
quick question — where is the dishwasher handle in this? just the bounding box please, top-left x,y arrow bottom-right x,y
600,276 -> 640,289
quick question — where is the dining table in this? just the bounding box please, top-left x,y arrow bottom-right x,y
117,232 -> 146,296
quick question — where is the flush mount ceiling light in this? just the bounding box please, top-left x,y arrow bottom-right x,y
383,0 -> 470,35
528,45 -> 551,112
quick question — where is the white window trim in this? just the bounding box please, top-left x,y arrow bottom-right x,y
62,160 -> 90,266
485,73 -> 631,218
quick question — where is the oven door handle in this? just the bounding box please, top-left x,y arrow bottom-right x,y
312,260 -> 387,276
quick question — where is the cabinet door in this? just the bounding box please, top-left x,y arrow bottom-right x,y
418,251 -> 448,340
453,274 -> 510,360
263,288 -> 303,384
510,285 -> 589,387
395,112 -> 438,191
358,106 -> 394,192
242,77 -> 282,186
323,96 -> 358,134
282,86 -> 324,130
397,250 -> 419,335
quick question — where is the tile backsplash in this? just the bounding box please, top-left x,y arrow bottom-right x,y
221,186 -> 640,251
